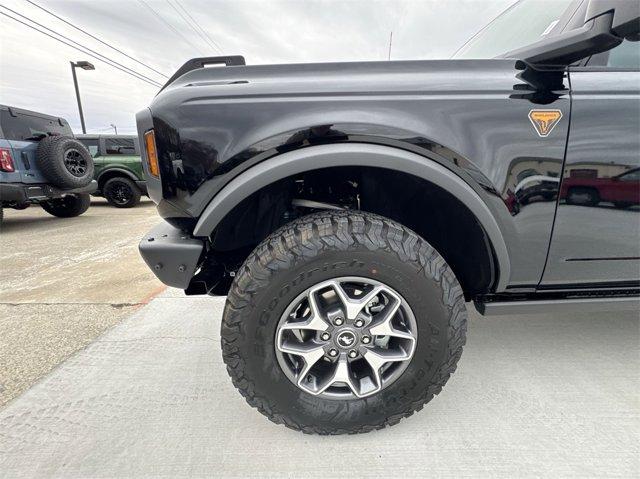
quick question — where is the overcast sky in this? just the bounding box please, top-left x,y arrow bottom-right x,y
0,0 -> 514,134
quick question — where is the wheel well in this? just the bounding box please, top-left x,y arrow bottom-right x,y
97,170 -> 136,190
204,166 -> 497,299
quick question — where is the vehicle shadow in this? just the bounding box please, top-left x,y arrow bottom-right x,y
2,209 -> 96,232
87,199 -> 152,208
0,214 -> 60,233
0,199 -> 153,233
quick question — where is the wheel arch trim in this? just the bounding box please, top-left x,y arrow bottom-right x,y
97,167 -> 139,185
193,143 -> 511,291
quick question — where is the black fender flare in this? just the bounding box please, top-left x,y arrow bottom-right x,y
97,167 -> 139,185
193,143 -> 511,291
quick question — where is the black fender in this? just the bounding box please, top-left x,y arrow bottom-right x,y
96,166 -> 138,183
192,143 -> 511,291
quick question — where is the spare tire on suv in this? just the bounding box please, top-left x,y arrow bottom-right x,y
37,136 -> 94,189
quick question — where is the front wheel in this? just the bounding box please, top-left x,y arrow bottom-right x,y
221,211 -> 467,434
40,193 -> 91,218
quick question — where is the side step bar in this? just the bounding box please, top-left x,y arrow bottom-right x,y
476,296 -> 640,316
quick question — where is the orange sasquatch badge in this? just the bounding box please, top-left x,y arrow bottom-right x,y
528,109 -> 563,137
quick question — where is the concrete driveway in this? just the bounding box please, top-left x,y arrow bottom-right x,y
1,288 -> 637,478
0,199 -> 163,406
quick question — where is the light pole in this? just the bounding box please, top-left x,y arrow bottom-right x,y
70,61 -> 95,134
110,123 -> 118,135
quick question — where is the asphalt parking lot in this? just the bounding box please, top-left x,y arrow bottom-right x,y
0,198 -> 164,406
0,287 -> 637,478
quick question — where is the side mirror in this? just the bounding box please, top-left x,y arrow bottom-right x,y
505,0 -> 639,66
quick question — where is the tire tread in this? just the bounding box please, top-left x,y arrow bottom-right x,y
221,210 -> 467,435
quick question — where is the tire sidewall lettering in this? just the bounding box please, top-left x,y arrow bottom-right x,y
249,252 -> 449,408
222,211 -> 467,433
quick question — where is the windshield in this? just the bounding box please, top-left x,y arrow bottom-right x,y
453,0 -> 575,59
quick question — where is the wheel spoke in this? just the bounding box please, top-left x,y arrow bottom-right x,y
279,315 -> 328,333
277,340 -> 325,382
316,358 -> 362,397
363,348 -> 411,388
279,290 -> 329,333
368,298 -> 414,340
330,280 -> 384,320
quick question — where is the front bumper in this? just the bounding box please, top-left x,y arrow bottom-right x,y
139,222 -> 204,289
0,181 -> 97,203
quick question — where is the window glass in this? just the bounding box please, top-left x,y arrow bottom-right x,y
453,0 -> 574,59
79,138 -> 99,157
570,169 -> 598,178
606,40 -> 640,69
105,137 -> 136,155
589,40 -> 640,69
0,110 -> 73,141
619,169 -> 640,181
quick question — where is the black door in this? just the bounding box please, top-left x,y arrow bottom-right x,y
541,41 -> 640,287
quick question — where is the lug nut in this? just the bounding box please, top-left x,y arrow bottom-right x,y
320,332 -> 331,341
328,348 -> 339,357
354,319 -> 365,327
362,336 -> 371,344
348,350 -> 358,358
334,317 -> 344,326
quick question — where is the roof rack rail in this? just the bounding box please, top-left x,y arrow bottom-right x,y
159,56 -> 246,93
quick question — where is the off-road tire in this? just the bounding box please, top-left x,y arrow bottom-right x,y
103,177 -> 141,208
40,193 -> 91,218
37,136 -> 94,189
221,210 -> 467,435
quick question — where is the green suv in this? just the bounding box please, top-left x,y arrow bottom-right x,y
77,134 -> 146,208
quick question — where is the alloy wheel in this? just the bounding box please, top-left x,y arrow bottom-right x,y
63,148 -> 88,177
106,181 -> 133,205
275,277 -> 417,399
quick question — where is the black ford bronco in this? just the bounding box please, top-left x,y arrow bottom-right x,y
137,0 -> 640,434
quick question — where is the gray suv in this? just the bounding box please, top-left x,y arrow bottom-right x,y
0,105 -> 97,224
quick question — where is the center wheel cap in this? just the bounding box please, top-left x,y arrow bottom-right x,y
336,330 -> 357,349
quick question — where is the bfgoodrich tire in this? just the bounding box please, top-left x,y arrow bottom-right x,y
40,193 -> 91,218
222,210 -> 467,434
